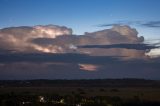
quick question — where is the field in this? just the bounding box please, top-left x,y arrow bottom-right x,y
0,87 -> 160,101
0,79 -> 160,106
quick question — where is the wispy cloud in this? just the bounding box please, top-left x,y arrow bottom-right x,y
79,64 -> 99,71
98,20 -> 160,28
141,21 -> 160,28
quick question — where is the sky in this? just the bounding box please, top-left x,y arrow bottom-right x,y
0,0 -> 160,80
0,0 -> 160,38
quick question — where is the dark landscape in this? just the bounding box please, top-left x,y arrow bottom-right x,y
0,79 -> 160,106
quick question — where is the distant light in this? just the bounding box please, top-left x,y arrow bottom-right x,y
39,96 -> 45,103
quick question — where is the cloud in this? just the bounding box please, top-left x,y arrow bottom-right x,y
98,23 -> 122,27
145,48 -> 160,58
0,24 -> 160,79
0,24 -> 157,59
79,64 -> 99,71
0,52 -> 160,79
99,20 -> 160,28
85,25 -> 144,44
31,25 -> 146,58
141,21 -> 160,28
78,44 -> 158,50
78,43 -> 160,59
0,52 -> 120,64
0,25 -> 72,53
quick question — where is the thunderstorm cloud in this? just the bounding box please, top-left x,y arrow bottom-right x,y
31,25 -> 146,58
0,25 -> 72,53
0,25 -> 160,79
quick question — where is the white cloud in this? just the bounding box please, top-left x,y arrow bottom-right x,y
0,25 -> 149,58
145,48 -> 160,58
0,25 -> 72,53
79,64 -> 99,71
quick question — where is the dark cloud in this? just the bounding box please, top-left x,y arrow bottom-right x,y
98,20 -> 160,28
97,21 -> 140,27
0,52 -> 160,80
141,21 -> 160,28
0,52 -> 120,64
98,23 -> 122,27
78,43 -> 158,50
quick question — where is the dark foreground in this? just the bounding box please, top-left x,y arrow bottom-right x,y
0,79 -> 160,106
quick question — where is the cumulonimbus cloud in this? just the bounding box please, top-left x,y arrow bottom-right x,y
0,25 -> 72,53
0,25 -> 160,78
0,24 -> 152,58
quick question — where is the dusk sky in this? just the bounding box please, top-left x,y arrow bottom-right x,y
0,0 -> 160,80
1,0 -> 160,38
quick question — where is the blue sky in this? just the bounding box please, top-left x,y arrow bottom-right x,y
0,0 -> 160,39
